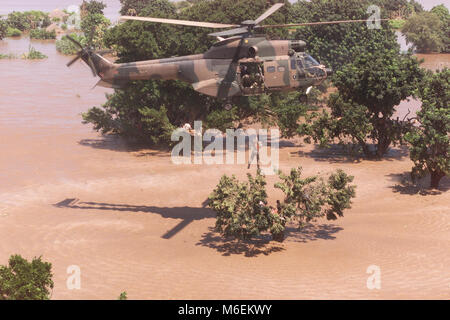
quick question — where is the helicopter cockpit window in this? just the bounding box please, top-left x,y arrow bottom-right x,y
297,60 -> 304,69
304,55 -> 320,68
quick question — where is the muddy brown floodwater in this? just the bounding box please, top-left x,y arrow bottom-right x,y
0,37 -> 449,300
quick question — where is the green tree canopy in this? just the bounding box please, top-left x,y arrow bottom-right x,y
80,12 -> 111,49
81,0 -> 107,16
289,0 -> 395,72
119,0 -> 177,16
402,11 -> 445,53
209,171 -> 274,241
299,46 -> 423,158
0,20 -> 7,40
208,168 -> 356,242
430,4 -> 450,52
7,12 -> 31,31
405,68 -> 450,189
0,255 -> 54,300
406,0 -> 424,15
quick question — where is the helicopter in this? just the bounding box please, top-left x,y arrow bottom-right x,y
66,3 -> 386,107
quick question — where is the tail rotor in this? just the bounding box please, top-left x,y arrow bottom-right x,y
65,35 -> 99,77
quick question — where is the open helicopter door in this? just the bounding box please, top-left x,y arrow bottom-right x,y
237,61 -> 265,96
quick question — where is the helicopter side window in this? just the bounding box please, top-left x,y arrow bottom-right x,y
291,59 -> 296,70
278,66 -> 285,72
267,66 -> 276,73
297,60 -> 304,69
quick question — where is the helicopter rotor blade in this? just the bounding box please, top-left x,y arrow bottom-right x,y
258,18 -> 390,29
254,3 -> 285,25
209,27 -> 250,38
120,16 -> 239,29
65,35 -> 84,49
66,53 -> 81,67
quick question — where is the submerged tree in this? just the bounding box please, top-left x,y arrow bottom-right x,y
286,0 -> 422,158
0,20 -> 7,40
299,44 -> 423,158
208,168 -> 356,242
0,255 -> 54,300
209,171 -> 274,241
430,5 -> 450,53
405,69 -> 450,189
274,168 -> 356,238
402,11 -> 445,53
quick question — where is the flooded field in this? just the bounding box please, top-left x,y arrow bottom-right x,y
0,0 -> 122,21
0,37 -> 114,192
0,35 -> 449,299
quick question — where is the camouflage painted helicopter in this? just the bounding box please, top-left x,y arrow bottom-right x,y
66,3 -> 385,106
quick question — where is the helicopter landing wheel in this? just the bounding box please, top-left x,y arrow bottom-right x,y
299,94 -> 308,104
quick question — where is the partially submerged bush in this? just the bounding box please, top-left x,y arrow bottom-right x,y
208,167 -> 356,242
29,28 -> 56,40
6,26 -> 22,37
56,34 -> 86,55
0,20 -> 7,40
21,46 -> 47,59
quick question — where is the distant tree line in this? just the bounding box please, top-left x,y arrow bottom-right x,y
0,11 -> 52,39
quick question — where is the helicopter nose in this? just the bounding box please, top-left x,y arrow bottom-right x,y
325,68 -> 333,77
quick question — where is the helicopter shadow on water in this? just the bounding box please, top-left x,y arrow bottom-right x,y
53,198 -> 343,256
53,198 -> 214,239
